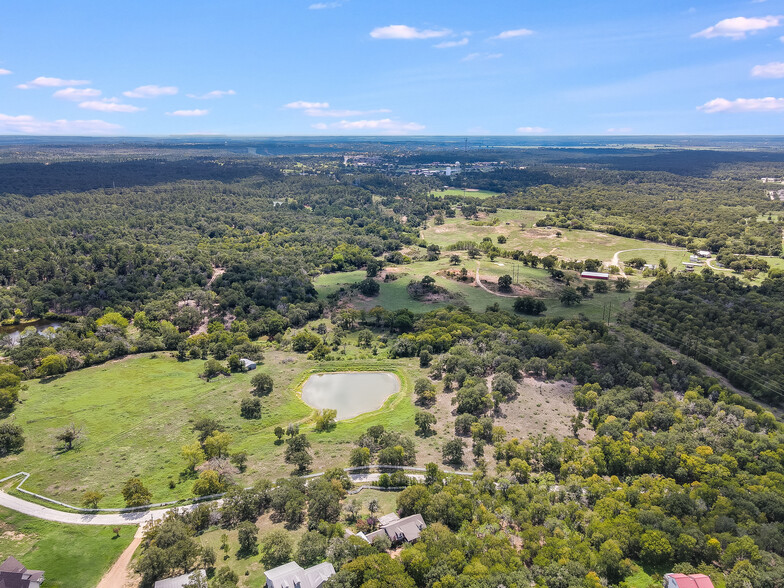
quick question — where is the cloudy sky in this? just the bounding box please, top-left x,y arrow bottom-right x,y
2,0 -> 784,135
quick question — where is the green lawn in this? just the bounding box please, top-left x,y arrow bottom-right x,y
430,188 -> 502,199
0,353 -> 428,507
0,505 -> 134,588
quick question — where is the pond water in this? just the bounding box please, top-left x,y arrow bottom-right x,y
301,372 -> 400,420
0,320 -> 61,346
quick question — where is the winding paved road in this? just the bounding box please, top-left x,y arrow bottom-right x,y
0,472 -> 421,526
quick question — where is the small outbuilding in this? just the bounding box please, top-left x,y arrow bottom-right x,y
580,271 -> 609,280
240,358 -> 256,371
663,573 -> 715,588
697,250 -> 712,258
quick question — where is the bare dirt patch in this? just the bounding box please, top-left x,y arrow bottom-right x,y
498,377 -> 594,443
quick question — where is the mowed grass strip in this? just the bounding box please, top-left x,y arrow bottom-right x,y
0,505 -> 134,588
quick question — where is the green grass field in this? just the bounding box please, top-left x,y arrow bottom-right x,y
0,353 -> 430,507
0,505 -> 134,588
423,209 -> 687,263
314,254 -> 634,323
430,188 -> 501,199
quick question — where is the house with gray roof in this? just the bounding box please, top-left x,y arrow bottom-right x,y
0,557 -> 44,588
365,513 -> 426,545
264,561 -> 335,588
154,569 -> 207,588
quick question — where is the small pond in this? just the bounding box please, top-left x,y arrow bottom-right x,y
0,320 -> 61,346
301,372 -> 400,420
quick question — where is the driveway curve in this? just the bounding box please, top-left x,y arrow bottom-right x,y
0,472 -> 421,526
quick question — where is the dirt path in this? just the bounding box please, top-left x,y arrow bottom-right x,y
96,526 -> 144,588
474,261 -> 517,297
206,266 -> 225,289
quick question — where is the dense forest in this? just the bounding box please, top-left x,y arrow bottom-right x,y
629,272 -> 784,404
128,309 -> 784,588
2,143 -> 784,587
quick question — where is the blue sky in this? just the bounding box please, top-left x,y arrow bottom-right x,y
2,0 -> 784,135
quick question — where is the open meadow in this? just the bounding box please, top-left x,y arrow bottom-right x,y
0,352 -> 437,507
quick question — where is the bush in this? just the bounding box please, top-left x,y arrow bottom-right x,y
0,421 -> 24,456
314,409 -> 338,432
240,397 -> 262,419
122,478 -> 152,507
358,278 -> 380,297
514,296 -> 547,315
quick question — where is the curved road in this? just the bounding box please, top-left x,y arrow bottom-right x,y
0,472 -> 421,526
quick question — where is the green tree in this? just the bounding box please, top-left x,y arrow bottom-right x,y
0,421 -> 25,456
498,274 -> 513,291
122,477 -> 152,507
182,441 -> 206,472
260,529 -> 293,568
442,437 -> 466,466
251,372 -> 274,396
193,470 -> 226,496
81,490 -> 104,509
204,431 -> 233,458
350,447 -> 371,467
240,397 -> 261,419
640,530 -> 673,565
237,521 -> 259,555
615,277 -> 631,292
37,354 -> 68,378
559,287 -> 582,306
201,358 -> 226,380
414,411 -> 437,437
314,409 -> 338,432
297,530 -> 329,567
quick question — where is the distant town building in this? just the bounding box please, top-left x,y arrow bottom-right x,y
580,271 -> 610,280
365,513 -> 427,545
663,573 -> 715,588
696,251 -> 712,258
0,557 -> 44,588
240,358 -> 256,370
264,561 -> 335,588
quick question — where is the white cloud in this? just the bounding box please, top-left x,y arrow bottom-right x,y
303,108 -> 391,117
434,38 -> 469,48
693,15 -> 781,39
751,62 -> 784,78
123,84 -> 178,98
516,126 -> 549,133
491,28 -> 534,40
53,87 -> 102,101
462,52 -> 503,62
698,96 -> 784,112
0,68 -> 11,75
606,127 -> 634,133
16,76 -> 90,89
370,25 -> 451,40
167,109 -> 209,116
186,89 -> 236,99
309,1 -> 343,8
285,100 -> 330,109
312,118 -> 425,134
0,113 -> 121,135
79,99 -> 143,113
